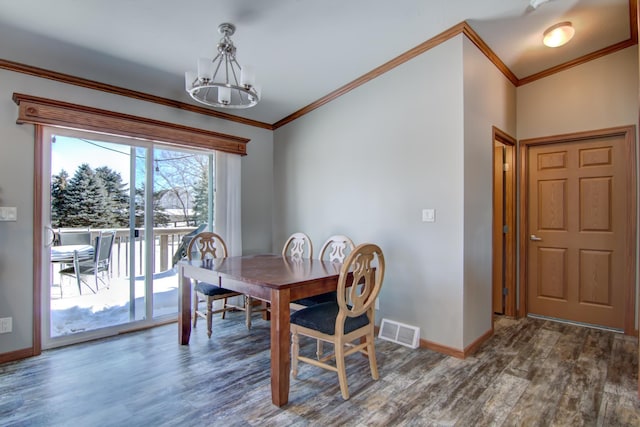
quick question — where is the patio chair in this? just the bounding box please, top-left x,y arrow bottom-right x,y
171,224 -> 207,267
59,230 -> 115,295
57,229 -> 92,246
53,228 -> 94,297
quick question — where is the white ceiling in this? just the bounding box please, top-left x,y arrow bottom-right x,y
0,0 -> 632,125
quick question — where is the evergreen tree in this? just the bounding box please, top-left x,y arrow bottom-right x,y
51,151 -> 209,229
50,170 -> 70,228
95,166 -> 130,227
192,169 -> 209,226
64,163 -> 112,227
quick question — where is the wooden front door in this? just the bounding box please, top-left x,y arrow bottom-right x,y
525,127 -> 636,332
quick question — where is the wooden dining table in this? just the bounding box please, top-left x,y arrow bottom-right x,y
178,254 -> 344,407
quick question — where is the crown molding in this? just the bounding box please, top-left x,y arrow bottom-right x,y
0,59 -> 273,130
3,0 -> 637,129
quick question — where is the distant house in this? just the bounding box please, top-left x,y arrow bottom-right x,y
158,188 -> 194,226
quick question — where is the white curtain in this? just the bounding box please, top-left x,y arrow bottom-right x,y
214,152 -> 242,256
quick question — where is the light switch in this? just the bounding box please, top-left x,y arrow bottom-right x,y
0,317 -> 12,333
0,207 -> 17,221
422,208 -> 435,222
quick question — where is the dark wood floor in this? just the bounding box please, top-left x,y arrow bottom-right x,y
1,315 -> 638,426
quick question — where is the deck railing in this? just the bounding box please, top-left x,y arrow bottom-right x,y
55,226 -> 198,278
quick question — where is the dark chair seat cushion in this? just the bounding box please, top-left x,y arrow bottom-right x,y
195,282 -> 236,297
292,291 -> 337,307
290,302 -> 369,335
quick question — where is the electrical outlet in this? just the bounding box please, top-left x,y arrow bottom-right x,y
375,298 -> 380,310
0,317 -> 12,333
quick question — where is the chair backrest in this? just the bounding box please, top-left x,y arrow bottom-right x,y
58,230 -> 92,246
94,231 -> 115,271
336,243 -> 385,322
96,231 -> 115,258
282,232 -> 313,260
172,224 -> 207,266
187,232 -> 228,261
319,235 -> 355,263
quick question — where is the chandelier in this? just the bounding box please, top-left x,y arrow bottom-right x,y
185,23 -> 259,109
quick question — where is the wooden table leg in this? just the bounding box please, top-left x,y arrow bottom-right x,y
270,288 -> 290,406
178,265 -> 192,345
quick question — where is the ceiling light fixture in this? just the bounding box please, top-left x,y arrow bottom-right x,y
185,23 -> 259,109
543,21 -> 575,48
530,0 -> 553,10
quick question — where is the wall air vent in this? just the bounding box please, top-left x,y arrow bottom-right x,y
378,318 -> 420,349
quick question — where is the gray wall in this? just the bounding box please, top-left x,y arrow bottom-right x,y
462,37 -> 517,347
0,69 -> 274,354
273,34 -> 516,351
517,47 -> 638,140
0,37 -> 636,358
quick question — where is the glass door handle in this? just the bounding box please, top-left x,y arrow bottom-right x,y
530,234 -> 542,241
44,226 -> 56,247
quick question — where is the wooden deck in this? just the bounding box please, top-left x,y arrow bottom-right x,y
1,316 -> 638,425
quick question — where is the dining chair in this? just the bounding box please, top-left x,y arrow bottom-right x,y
281,231 -> 314,327
59,230 -> 115,295
290,243 -> 385,400
187,231 -> 253,337
282,232 -> 313,260
290,234 -> 356,358
292,234 -> 355,309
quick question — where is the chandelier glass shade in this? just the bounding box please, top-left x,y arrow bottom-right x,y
185,23 -> 259,109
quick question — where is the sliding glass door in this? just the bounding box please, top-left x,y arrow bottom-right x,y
149,146 -> 213,318
42,127 -> 213,348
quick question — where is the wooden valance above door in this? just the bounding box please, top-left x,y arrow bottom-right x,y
13,93 -> 250,155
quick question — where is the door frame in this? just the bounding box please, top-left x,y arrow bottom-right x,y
518,125 -> 637,335
20,94 -> 246,358
492,127 -> 517,316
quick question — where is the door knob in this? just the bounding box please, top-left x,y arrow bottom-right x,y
530,234 -> 542,241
